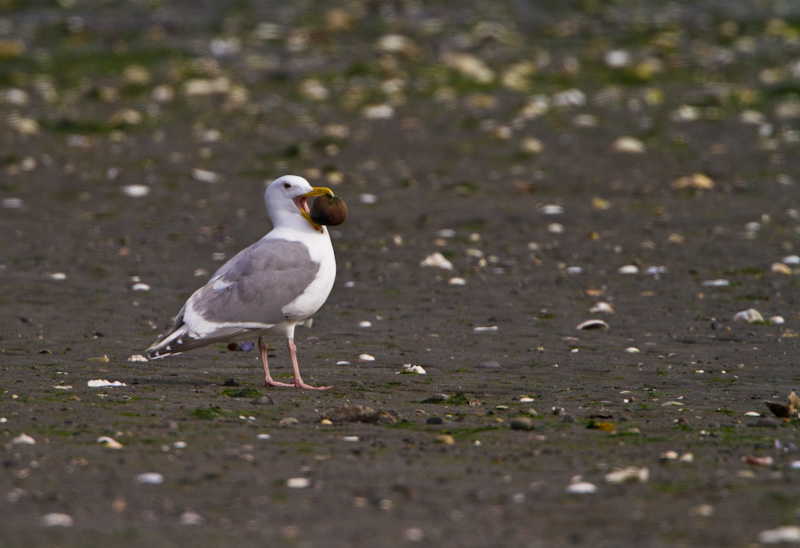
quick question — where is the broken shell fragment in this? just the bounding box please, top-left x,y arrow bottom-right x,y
310,194 -> 348,226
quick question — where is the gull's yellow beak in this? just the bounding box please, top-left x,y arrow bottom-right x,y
295,187 -> 334,233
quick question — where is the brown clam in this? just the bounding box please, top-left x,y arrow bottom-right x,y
310,194 -> 348,226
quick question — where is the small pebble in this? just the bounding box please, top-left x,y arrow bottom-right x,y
509,418 -> 534,431
426,417 -> 445,425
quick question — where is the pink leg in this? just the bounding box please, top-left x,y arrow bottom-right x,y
259,337 -> 293,388
287,337 -> 331,390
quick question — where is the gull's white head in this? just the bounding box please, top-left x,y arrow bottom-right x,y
265,175 -> 334,233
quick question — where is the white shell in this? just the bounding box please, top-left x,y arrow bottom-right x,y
604,466 -> 649,484
11,433 -> 35,445
732,308 -> 764,323
618,265 -> 639,275
136,472 -> 164,485
41,513 -> 74,527
287,477 -> 311,488
589,302 -> 614,314
88,379 -> 128,388
576,319 -> 610,331
97,436 -> 124,449
419,252 -> 453,270
566,481 -> 597,495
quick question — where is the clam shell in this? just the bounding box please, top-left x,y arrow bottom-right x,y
310,195 -> 348,226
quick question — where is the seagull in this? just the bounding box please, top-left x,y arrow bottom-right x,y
145,175 -> 339,390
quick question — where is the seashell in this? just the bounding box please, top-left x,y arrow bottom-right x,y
743,455 -> 774,467
88,379 -> 127,387
448,277 -> 467,285
576,319 -> 609,331
732,308 -> 764,323
566,477 -> 597,494
286,477 -> 311,488
541,204 -> 563,215
618,265 -> 639,275
122,184 -> 150,198
136,472 -> 164,484
672,173 -> 713,190
399,364 -> 426,375
179,511 -> 204,526
613,136 -> 645,153
758,526 -> 800,544
11,433 -> 35,445
589,302 -> 614,314
702,279 -> 730,287
771,262 -> 792,275
310,194 -> 347,226
420,252 -> 453,270
41,513 -> 73,527
97,436 -> 124,449
782,255 -> 800,265
604,466 -> 649,484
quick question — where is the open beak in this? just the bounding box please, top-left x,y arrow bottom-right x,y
294,186 -> 334,233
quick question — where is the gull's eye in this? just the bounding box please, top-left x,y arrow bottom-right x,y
283,182 -> 291,189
